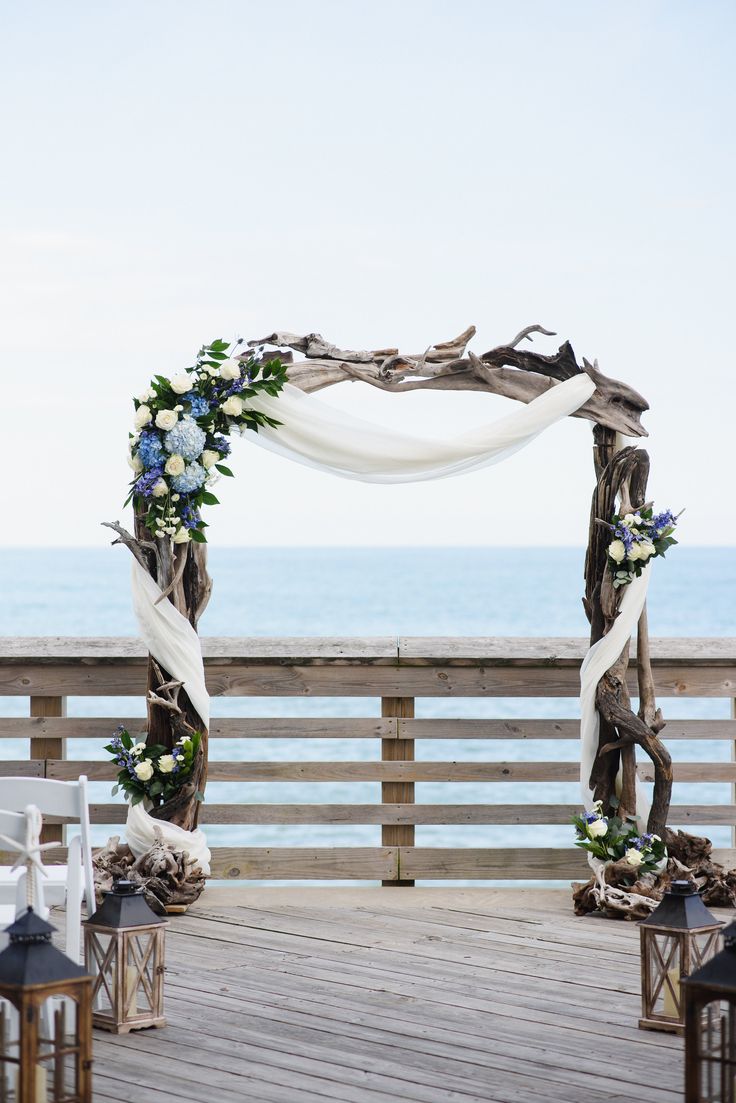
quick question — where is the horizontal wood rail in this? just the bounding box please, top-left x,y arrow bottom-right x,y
1,637 -> 735,879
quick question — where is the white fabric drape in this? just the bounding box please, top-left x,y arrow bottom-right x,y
127,372 -> 598,872
245,375 -> 596,482
126,801 -> 211,876
579,570 -> 651,827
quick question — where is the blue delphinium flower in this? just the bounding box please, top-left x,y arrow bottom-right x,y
185,392 -> 210,418
134,466 -> 165,497
212,434 -> 231,457
180,503 -> 201,529
171,461 -> 206,493
138,431 -> 165,469
164,416 -> 207,461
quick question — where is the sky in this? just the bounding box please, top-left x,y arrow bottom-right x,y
1,0 -> 734,547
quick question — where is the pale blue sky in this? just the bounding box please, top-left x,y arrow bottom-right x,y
2,1 -> 733,546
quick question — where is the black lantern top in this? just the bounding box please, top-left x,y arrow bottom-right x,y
682,921 -> 736,997
0,907 -> 89,988
640,880 -> 721,931
84,879 -> 165,930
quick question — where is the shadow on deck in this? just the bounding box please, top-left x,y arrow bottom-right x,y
81,887 -> 700,1103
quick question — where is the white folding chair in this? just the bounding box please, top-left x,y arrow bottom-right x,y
0,776 -> 95,964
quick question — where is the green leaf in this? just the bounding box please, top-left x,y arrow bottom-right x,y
189,528 -> 207,543
215,464 -> 234,477
111,784 -> 119,796
201,492 -> 220,505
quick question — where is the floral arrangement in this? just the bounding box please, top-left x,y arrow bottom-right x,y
606,506 -> 679,589
573,801 -> 667,877
105,726 -> 202,807
126,339 -> 288,544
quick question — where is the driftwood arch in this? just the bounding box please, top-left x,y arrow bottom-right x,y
108,322 -> 723,911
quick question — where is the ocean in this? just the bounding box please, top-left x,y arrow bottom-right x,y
1,547 -> 734,873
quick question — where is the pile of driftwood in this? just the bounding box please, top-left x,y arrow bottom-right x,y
573,830 -> 736,920
93,834 -> 206,915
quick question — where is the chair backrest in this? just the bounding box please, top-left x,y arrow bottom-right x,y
0,805 -> 47,918
0,777 -> 94,916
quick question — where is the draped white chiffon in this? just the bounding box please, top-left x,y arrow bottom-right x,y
245,375 -> 596,482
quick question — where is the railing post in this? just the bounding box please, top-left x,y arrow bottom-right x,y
30,695 -> 66,845
381,696 -> 415,886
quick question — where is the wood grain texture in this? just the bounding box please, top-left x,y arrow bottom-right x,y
37,759 -> 736,783
381,697 -> 415,885
78,802 -> 736,827
73,883 -> 717,1102
4,716 -> 736,740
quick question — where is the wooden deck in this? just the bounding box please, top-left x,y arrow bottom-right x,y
78,887 -> 707,1102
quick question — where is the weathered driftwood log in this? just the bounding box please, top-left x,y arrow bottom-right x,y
92,835 -> 206,915
253,324 -> 650,438
101,519 -> 210,833
582,440 -> 673,836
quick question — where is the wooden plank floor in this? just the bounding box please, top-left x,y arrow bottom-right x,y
80,887 -> 704,1103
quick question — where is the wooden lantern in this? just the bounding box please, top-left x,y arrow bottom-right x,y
639,880 -> 722,1035
0,907 -> 93,1103
83,880 -> 167,1034
682,919 -> 736,1103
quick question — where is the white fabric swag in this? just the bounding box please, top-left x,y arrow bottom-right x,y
127,371 -> 633,867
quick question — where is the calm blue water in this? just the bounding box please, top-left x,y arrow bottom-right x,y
1,547 -> 734,878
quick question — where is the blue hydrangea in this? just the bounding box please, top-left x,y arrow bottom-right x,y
137,432 -> 165,469
171,461 -> 206,493
185,392 -> 210,418
212,434 -> 231,457
164,416 -> 206,461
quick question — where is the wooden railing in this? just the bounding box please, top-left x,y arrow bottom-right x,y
1,637 -> 735,882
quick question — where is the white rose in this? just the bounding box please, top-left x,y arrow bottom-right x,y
608,539 -> 626,564
158,754 -> 176,774
624,847 -> 644,868
221,395 -> 244,417
137,390 -> 151,403
206,365 -> 221,377
201,449 -> 220,470
172,528 -> 191,544
639,541 -> 656,560
152,478 -> 168,498
628,543 -> 644,562
165,454 -> 186,476
220,358 -> 242,381
134,404 -> 152,428
131,742 -> 146,756
170,374 -> 192,395
134,760 -> 154,782
127,452 -> 143,474
155,409 -> 179,431
587,819 -> 608,838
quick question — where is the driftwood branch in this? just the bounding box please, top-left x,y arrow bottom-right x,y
247,325 -> 649,437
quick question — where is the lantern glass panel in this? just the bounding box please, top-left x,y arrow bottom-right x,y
694,1000 -> 736,1103
645,928 -> 722,1025
0,995 -> 85,1103
124,931 -> 158,1019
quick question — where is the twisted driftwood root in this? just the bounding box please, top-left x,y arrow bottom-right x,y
572,831 -> 736,920
92,835 -> 206,915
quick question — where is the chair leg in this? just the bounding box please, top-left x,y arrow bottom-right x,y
65,836 -> 83,964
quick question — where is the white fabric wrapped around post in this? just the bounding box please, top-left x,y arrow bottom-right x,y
127,372 -> 596,876
579,570 -> 651,828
